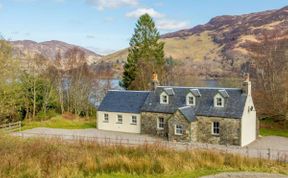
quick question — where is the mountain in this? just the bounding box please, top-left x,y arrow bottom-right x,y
102,6 -> 288,78
10,40 -> 102,65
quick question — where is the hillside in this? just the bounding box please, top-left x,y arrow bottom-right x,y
103,6 -> 288,78
10,40 -> 102,65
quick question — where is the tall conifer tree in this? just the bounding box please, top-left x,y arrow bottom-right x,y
120,14 -> 165,90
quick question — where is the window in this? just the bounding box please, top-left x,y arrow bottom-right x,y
160,92 -> 169,104
215,97 -> 224,107
131,116 -> 137,125
175,125 -> 184,135
117,115 -> 123,124
212,122 -> 220,135
157,117 -> 164,129
188,96 -> 194,105
103,113 -> 109,122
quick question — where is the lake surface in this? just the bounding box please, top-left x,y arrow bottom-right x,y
108,79 -> 241,89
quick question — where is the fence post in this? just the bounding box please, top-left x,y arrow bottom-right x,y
268,148 -> 271,160
246,147 -> 249,157
19,121 -> 22,131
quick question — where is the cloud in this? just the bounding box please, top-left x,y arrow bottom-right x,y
126,6 -> 189,31
0,3 -> 3,10
86,35 -> 95,39
87,0 -> 138,10
126,8 -> 164,18
157,20 -> 189,30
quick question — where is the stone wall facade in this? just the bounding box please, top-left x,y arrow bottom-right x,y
141,112 -> 172,138
167,111 -> 191,142
141,112 -> 241,146
196,116 -> 241,145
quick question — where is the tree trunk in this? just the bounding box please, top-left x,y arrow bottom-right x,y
32,79 -> 36,120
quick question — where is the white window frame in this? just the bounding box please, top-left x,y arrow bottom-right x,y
186,93 -> 196,106
160,92 -> 169,104
157,117 -> 165,130
103,113 -> 109,122
212,121 -> 220,135
131,115 -> 137,125
214,94 -> 224,107
175,124 -> 184,135
117,114 -> 123,124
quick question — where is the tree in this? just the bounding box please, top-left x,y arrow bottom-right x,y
0,40 -> 22,123
249,31 -> 288,120
120,14 -> 165,90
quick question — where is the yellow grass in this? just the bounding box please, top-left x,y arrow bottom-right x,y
22,115 -> 96,130
0,134 -> 287,178
162,31 -> 222,61
102,31 -> 222,63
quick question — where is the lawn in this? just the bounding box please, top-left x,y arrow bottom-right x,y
260,128 -> 288,137
0,134 -> 287,178
260,118 -> 288,137
22,115 -> 96,130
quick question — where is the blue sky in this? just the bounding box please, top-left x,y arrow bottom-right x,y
0,0 -> 287,55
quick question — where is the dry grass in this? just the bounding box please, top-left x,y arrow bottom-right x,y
162,31 -> 222,61
0,135 -> 287,178
102,31 -> 222,63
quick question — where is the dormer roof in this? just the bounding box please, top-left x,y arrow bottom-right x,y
163,88 -> 175,96
189,89 -> 201,97
218,89 -> 229,98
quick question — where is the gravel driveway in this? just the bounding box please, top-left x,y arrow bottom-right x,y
14,127 -> 161,144
247,136 -> 288,151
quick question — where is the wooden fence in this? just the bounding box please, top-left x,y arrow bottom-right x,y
0,121 -> 22,132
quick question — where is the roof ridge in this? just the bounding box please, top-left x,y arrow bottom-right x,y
178,106 -> 192,110
108,90 -> 150,93
158,86 -> 241,90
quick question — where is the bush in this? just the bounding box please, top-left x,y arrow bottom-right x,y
36,110 -> 58,121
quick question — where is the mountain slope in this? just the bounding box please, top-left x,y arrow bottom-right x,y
10,40 -> 102,65
103,6 -> 288,78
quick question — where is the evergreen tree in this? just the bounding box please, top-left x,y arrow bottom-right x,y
120,14 -> 165,90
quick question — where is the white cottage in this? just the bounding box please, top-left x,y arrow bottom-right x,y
97,75 -> 257,147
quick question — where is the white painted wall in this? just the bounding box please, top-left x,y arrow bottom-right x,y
241,95 -> 257,146
97,111 -> 141,133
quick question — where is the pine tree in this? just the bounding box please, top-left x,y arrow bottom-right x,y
120,14 -> 165,90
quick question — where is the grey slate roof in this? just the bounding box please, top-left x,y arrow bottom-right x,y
141,86 -> 247,119
178,106 -> 197,122
98,90 -> 150,113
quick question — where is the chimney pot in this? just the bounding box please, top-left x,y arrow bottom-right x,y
151,72 -> 159,91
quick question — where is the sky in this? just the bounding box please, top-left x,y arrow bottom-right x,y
0,0 -> 287,55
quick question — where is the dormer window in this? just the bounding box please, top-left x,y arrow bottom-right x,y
160,92 -> 169,104
186,89 -> 200,106
216,97 -> 223,107
214,90 -> 229,108
214,93 -> 224,107
186,93 -> 196,106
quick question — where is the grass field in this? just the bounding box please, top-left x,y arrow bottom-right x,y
0,135 -> 287,178
260,118 -> 288,137
22,115 -> 96,130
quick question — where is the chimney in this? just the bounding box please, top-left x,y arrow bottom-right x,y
242,73 -> 252,96
151,72 -> 160,90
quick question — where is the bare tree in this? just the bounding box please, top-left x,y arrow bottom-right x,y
249,31 -> 288,120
